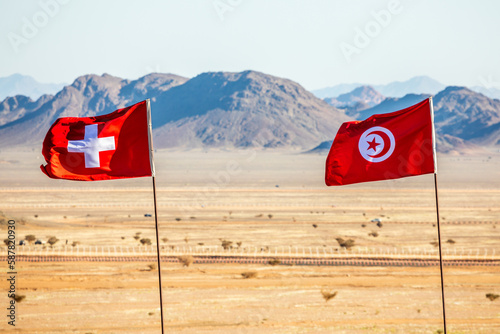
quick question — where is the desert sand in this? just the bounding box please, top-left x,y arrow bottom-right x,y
0,147 -> 499,333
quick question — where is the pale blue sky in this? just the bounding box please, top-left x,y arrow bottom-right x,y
1,0 -> 499,90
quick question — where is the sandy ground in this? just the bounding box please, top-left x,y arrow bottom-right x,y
0,147 -> 499,333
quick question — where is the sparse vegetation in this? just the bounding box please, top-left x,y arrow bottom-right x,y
25,234 -> 36,244
241,271 -> 258,279
486,293 -> 499,301
11,294 -> 26,302
140,238 -> 152,246
446,239 -> 456,244
335,237 -> 355,249
268,258 -> 281,266
430,241 -> 439,247
268,214 -> 273,219
161,237 -> 168,243
221,240 -> 233,250
177,255 -> 194,267
133,235 -> 140,241
147,263 -> 157,271
361,224 -> 366,228
175,217 -> 181,221
47,236 -> 59,247
71,241 -> 80,247
321,290 -> 337,302
376,221 -> 383,228
368,232 -> 379,237
312,224 -> 318,228
236,242 -> 242,247
3,239 -> 10,246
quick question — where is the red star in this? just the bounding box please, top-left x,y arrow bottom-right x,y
367,137 -> 381,152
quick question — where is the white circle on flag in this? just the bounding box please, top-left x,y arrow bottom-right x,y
358,126 -> 396,163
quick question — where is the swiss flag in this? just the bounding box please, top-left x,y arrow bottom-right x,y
325,98 -> 436,186
41,100 -> 154,181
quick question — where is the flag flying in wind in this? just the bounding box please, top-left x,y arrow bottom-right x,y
325,98 -> 436,186
40,100 -> 154,181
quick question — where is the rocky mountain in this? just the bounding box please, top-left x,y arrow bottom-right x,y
470,86 -> 500,100
0,94 -> 53,126
355,93 -> 431,121
0,73 -> 188,147
0,71 -> 348,150
0,74 -> 66,101
324,86 -> 385,117
313,76 -> 445,99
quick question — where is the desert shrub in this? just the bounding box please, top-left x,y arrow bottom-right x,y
312,224 -> 318,228
376,221 -> 383,228
161,238 -> 168,243
147,263 -> 157,271
177,255 -> 194,267
255,214 -> 263,218
446,239 -> 456,244
236,242 -> 242,247
11,294 -> 26,302
175,218 -> 181,221
221,240 -> 233,250
3,239 -> 10,246
71,241 -> 80,247
133,235 -> 140,241
268,214 -> 273,219
321,290 -> 337,302
361,224 -> 366,228
25,235 -> 36,244
336,237 -> 355,249
486,293 -> 499,301
184,236 -> 189,243
368,232 -> 379,237
268,258 -> 281,266
241,271 -> 258,279
140,238 -> 152,246
47,236 -> 59,246
430,241 -> 439,247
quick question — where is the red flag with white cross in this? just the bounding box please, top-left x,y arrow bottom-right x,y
40,100 -> 154,181
325,98 -> 436,186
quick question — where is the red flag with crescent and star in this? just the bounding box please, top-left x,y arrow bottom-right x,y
40,100 -> 154,181
325,98 -> 436,186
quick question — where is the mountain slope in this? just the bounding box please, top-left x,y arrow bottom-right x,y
324,86 -> 385,117
151,70 -> 348,149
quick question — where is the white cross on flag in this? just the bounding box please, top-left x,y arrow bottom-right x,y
41,100 -> 154,181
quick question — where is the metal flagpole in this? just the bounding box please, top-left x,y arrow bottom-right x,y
146,99 -> 165,334
430,97 -> 447,334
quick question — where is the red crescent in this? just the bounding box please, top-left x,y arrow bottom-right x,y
367,130 -> 391,158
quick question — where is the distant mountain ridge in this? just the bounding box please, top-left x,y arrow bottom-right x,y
0,71 -> 499,153
0,71 -> 348,150
313,76 -> 446,99
0,74 -> 66,101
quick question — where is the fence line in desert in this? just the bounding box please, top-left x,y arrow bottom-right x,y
3,245 -> 498,260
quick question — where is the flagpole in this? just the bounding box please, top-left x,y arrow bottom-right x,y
146,99 -> 165,334
429,96 -> 447,334
152,175 -> 165,334
433,173 -> 447,334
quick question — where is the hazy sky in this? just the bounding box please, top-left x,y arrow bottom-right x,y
1,0 -> 499,90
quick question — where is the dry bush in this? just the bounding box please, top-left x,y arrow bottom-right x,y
361,224 -> 366,228
236,242 -> 242,247
184,236 -> 189,244
147,263 -> 157,271
133,235 -> 140,241
268,258 -> 281,266
177,255 -> 194,267
312,224 -> 318,228
368,232 -> 379,237
486,293 -> 499,301
241,271 -> 258,279
255,214 -> 263,218
321,290 -> 337,302
11,294 -> 26,302
140,238 -> 152,246
47,236 -> 59,246
376,221 -> 383,228
335,237 -> 355,249
25,235 -> 36,244
71,241 -> 80,247
221,240 -> 233,250
430,241 -> 439,247
175,217 -> 181,221
268,214 -> 273,219
3,239 -> 10,246
446,239 -> 456,244
161,237 -> 169,243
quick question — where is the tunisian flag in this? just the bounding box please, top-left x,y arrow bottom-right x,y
325,98 -> 436,186
41,100 -> 154,181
